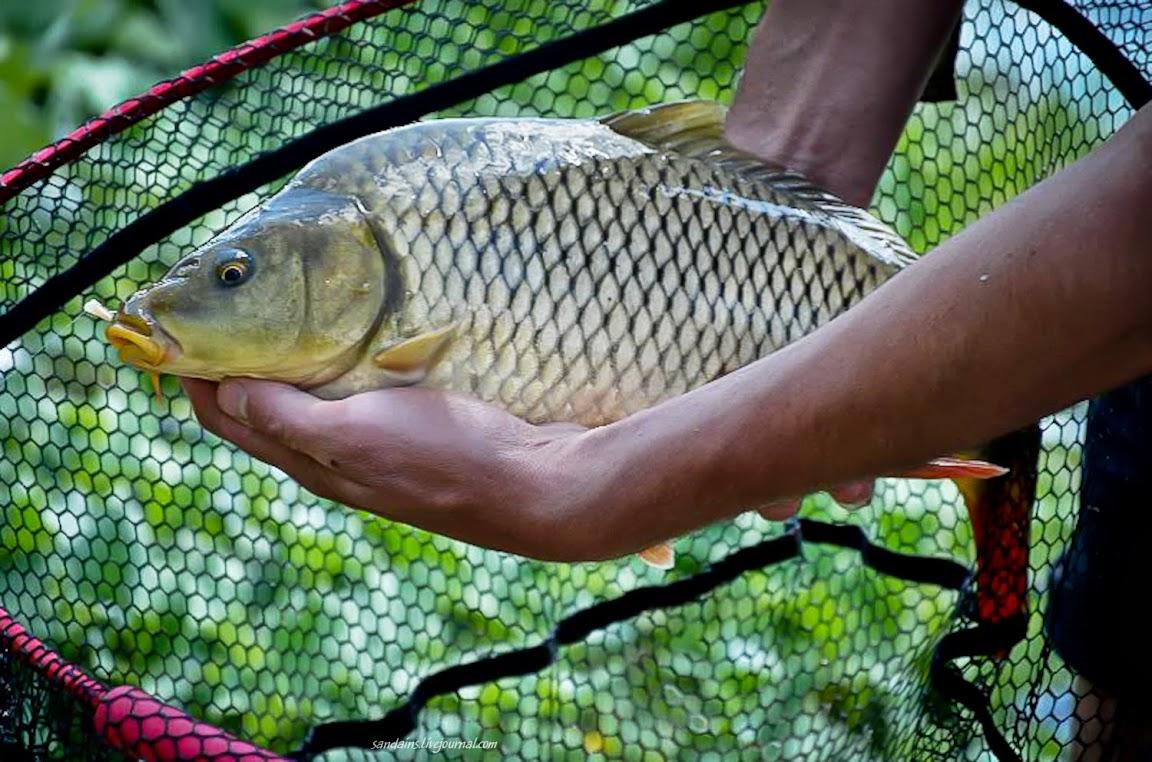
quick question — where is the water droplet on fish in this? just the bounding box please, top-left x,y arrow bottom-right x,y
979,274 -> 990,282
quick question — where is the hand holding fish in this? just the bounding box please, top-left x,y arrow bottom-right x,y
182,378 -> 596,558
92,0 -> 1054,568
181,376 -> 949,562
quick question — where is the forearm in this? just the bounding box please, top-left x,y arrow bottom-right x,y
562,104 -> 1152,558
726,0 -> 964,205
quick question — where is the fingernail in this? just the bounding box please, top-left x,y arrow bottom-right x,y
758,498 -> 801,520
837,484 -> 873,509
218,381 -> 249,423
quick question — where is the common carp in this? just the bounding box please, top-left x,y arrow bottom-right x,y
99,101 -> 1004,568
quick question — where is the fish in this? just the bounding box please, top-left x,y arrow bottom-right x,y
99,100 -> 1006,568
953,425 -> 1041,633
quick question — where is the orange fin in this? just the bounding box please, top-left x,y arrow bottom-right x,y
638,543 -> 675,570
373,324 -> 456,376
948,450 -> 987,513
953,427 -> 1041,629
149,372 -> 164,405
890,456 -> 1008,480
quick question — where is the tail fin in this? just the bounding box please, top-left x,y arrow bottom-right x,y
952,425 -> 1042,629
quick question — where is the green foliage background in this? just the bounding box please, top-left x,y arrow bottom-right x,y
0,0 -> 328,170
0,1 -> 1131,759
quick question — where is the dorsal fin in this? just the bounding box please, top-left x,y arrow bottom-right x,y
751,169 -> 918,268
601,100 -> 728,151
601,101 -> 917,268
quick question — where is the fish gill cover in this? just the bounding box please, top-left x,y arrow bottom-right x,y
0,0 -> 1149,760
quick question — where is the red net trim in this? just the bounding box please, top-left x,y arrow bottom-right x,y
0,0 -> 416,205
3,606 -> 287,760
0,605 -> 105,706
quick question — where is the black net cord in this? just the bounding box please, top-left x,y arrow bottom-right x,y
931,616 -> 1030,762
1,0 -> 1147,353
1,0 -> 1148,760
1016,0 -> 1152,109
0,0 -> 747,350
291,517 -> 973,759
0,1 -> 413,205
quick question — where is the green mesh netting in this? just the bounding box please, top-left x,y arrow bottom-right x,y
0,0 -> 1148,759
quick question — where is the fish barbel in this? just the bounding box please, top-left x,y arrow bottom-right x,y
102,101 -> 1005,567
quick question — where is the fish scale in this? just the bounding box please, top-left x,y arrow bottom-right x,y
104,101 -> 1014,569
348,138 -> 885,424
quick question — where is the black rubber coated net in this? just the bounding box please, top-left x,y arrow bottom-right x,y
1,0 -> 1150,760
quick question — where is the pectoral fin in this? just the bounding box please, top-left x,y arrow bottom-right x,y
373,324 -> 457,381
638,542 -> 675,570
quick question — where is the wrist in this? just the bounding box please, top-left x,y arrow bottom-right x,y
725,0 -> 964,208
500,431 -> 611,563
517,422 -> 674,563
724,111 -> 878,208
559,399 -> 765,556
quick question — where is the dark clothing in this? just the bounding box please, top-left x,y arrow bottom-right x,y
1045,376 -> 1152,696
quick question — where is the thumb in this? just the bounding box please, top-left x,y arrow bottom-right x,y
217,378 -> 328,452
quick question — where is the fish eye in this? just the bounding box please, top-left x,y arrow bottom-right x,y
215,250 -> 253,287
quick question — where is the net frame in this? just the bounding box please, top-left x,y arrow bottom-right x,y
0,0 -> 1148,759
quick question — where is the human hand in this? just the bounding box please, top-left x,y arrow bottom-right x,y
182,378 -> 595,559
756,481 -> 875,520
183,378 -> 878,561
726,0 -> 965,510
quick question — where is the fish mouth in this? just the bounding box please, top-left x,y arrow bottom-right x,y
105,314 -> 173,367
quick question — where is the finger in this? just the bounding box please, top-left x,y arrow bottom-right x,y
209,380 -> 520,521
184,380 -> 413,522
184,377 -> 325,479
182,378 -> 355,502
180,377 -> 220,410
830,481 -> 874,508
758,497 -> 801,520
215,378 -> 347,459
891,457 -> 1008,480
